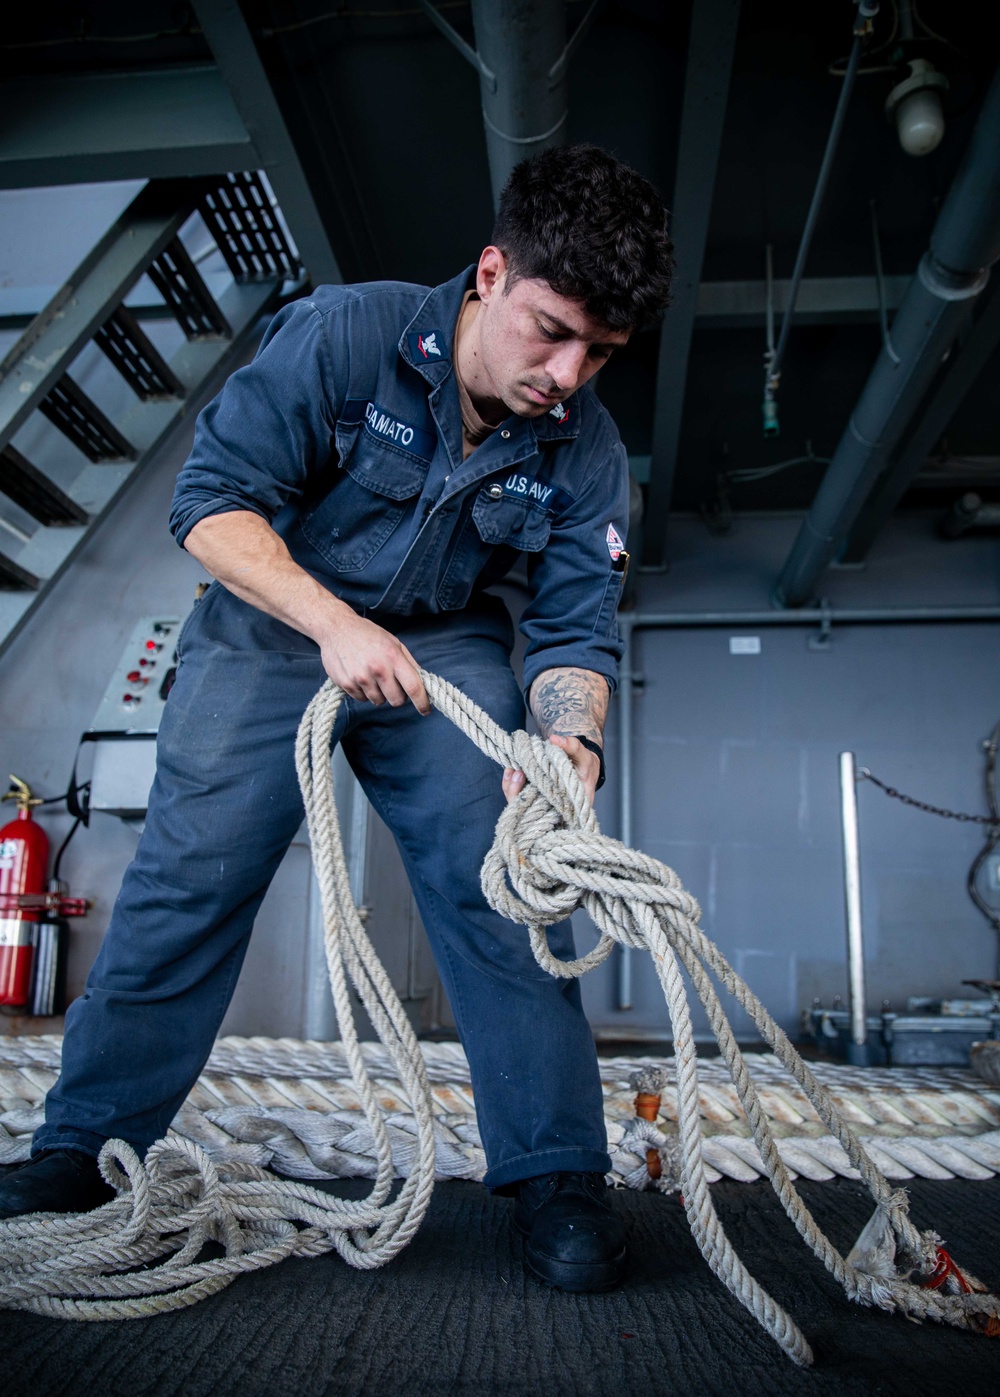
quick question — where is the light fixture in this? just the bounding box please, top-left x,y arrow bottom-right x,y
886,58 -> 948,156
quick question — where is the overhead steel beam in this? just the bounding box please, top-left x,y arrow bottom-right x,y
0,68 -> 257,190
695,274 -> 910,327
841,280 -> 1000,562
774,66 -> 1000,608
642,0 -> 742,569
192,0 -> 342,285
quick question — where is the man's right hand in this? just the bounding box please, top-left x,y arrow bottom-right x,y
318,611 -> 431,714
183,510 -> 431,716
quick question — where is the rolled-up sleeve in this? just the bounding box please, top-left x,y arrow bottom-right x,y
169,299 -> 340,547
521,426 -> 630,699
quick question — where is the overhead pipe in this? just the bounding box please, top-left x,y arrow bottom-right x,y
613,603 -> 1000,1013
773,66 -> 1000,609
418,1 -> 603,210
842,279 -> 1000,561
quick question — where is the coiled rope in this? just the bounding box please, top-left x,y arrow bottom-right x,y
1,673 -> 998,1360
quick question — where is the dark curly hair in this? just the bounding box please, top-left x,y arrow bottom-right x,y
492,144 -> 674,332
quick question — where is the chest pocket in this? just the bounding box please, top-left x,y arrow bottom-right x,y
301,422 -> 430,573
471,489 -> 552,551
436,486 -> 554,611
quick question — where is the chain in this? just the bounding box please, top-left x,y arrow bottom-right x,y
858,768 -> 1000,826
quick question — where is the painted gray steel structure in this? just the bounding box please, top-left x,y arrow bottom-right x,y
843,281 -> 1000,561
774,66 -> 1000,608
0,69 -> 257,190
192,0 -> 342,286
468,0 -> 569,208
613,602 -> 1000,1013
642,0 -> 742,569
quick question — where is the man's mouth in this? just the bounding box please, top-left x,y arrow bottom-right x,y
523,384 -> 563,405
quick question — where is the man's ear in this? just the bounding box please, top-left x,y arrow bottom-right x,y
476,246 -> 508,303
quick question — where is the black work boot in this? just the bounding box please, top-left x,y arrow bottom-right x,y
512,1171 -> 626,1292
0,1148 -> 115,1220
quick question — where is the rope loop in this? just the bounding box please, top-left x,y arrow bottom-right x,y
2,671 -> 996,1360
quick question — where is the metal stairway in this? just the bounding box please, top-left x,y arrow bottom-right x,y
0,171 -> 300,655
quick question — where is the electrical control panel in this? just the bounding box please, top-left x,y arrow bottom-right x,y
89,616 -> 180,735
86,616 -> 181,819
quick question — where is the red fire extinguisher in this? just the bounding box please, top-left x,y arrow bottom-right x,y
0,775 -> 48,1008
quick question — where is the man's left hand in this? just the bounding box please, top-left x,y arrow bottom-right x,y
502,734 -> 601,807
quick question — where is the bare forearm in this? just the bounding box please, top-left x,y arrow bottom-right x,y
184,509 -> 350,644
529,667 -> 610,747
183,509 -> 429,711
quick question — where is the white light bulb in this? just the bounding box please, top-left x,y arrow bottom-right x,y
895,87 -> 946,156
885,59 -> 949,158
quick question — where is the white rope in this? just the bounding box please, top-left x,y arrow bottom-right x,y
5,1038 -> 999,1178
1,673 -> 998,1360
4,1041 -> 1000,1183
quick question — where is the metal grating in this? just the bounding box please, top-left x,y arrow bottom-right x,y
199,172 -> 301,283
37,376 -> 136,463
94,307 -> 185,402
147,238 -> 232,341
0,445 -> 89,526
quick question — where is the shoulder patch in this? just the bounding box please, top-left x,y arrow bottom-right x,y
408,328 -> 447,362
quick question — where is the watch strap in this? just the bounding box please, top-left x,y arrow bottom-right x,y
573,734 -> 606,790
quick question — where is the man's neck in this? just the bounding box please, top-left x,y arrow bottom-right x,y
454,296 -> 507,428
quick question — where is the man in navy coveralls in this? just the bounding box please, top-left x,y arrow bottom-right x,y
2,145 -> 673,1293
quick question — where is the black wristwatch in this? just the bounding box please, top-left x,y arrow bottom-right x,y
573,735 -> 606,790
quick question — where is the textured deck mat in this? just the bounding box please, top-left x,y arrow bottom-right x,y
3,1175 -> 998,1396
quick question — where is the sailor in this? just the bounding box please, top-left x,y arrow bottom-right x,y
0,144 -> 673,1292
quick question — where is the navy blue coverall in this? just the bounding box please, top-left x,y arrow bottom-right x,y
38,267 -> 631,1191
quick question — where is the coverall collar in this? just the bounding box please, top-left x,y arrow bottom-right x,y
400,265 -> 582,446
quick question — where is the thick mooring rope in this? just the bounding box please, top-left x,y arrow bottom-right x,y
1,673 -> 998,1360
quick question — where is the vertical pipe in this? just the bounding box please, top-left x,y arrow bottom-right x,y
469,0 -> 569,210
617,618 -> 635,1009
839,751 -> 869,1059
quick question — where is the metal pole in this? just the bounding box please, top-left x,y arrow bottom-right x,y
839,751 -> 869,1062
616,618 -> 635,1010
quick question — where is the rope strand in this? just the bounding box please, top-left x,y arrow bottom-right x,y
1,672 -> 997,1361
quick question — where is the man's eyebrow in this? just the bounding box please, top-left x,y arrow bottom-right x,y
535,309 -> 620,350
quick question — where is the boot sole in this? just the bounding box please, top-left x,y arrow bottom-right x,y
523,1241 -> 627,1293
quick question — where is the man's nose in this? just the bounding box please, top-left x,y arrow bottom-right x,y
545,341 -> 590,393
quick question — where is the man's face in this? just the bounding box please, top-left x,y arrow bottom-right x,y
474,248 -> 631,418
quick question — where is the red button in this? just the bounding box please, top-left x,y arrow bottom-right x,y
127,671 -> 141,683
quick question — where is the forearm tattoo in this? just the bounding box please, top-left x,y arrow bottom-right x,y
529,667 -> 610,747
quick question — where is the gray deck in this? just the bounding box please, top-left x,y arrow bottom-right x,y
3,1174 -> 998,1395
